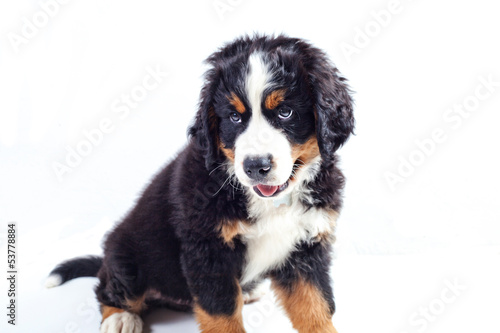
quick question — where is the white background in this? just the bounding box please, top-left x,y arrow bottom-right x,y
1,0 -> 499,332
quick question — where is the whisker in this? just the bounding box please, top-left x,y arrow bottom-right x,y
209,163 -> 226,176
228,175 -> 243,192
213,174 -> 232,196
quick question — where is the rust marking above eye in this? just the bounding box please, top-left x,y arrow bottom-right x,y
228,92 -> 246,114
265,89 -> 286,110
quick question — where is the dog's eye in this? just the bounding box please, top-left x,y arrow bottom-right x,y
278,107 -> 293,120
230,112 -> 242,123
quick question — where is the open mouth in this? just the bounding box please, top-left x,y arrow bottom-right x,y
253,181 -> 289,197
251,159 -> 302,198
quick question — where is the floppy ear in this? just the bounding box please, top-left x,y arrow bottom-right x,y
189,68 -> 221,170
309,57 -> 355,161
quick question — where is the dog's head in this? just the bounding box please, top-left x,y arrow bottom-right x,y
190,35 -> 354,199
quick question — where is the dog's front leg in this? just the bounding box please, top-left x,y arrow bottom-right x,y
270,241 -> 338,333
181,238 -> 246,333
193,282 -> 245,333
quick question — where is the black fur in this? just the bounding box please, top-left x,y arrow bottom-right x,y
270,240 -> 336,315
48,256 -> 103,284
307,50 -> 355,160
48,34 -> 354,329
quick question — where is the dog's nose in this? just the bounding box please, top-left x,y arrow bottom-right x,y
243,155 -> 273,181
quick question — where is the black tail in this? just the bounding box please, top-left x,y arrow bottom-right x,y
45,255 -> 103,288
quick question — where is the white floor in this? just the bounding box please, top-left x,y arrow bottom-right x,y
3,243 -> 499,333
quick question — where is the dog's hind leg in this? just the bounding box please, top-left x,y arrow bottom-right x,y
95,254 -> 147,333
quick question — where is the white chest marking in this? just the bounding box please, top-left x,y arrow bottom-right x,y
240,197 -> 335,285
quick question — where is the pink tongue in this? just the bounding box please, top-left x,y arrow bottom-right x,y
256,184 -> 279,197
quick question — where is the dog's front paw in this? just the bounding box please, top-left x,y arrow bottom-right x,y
100,311 -> 143,333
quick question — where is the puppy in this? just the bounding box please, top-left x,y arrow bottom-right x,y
47,34 -> 354,333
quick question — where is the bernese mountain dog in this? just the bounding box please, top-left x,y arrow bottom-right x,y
46,34 -> 354,333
